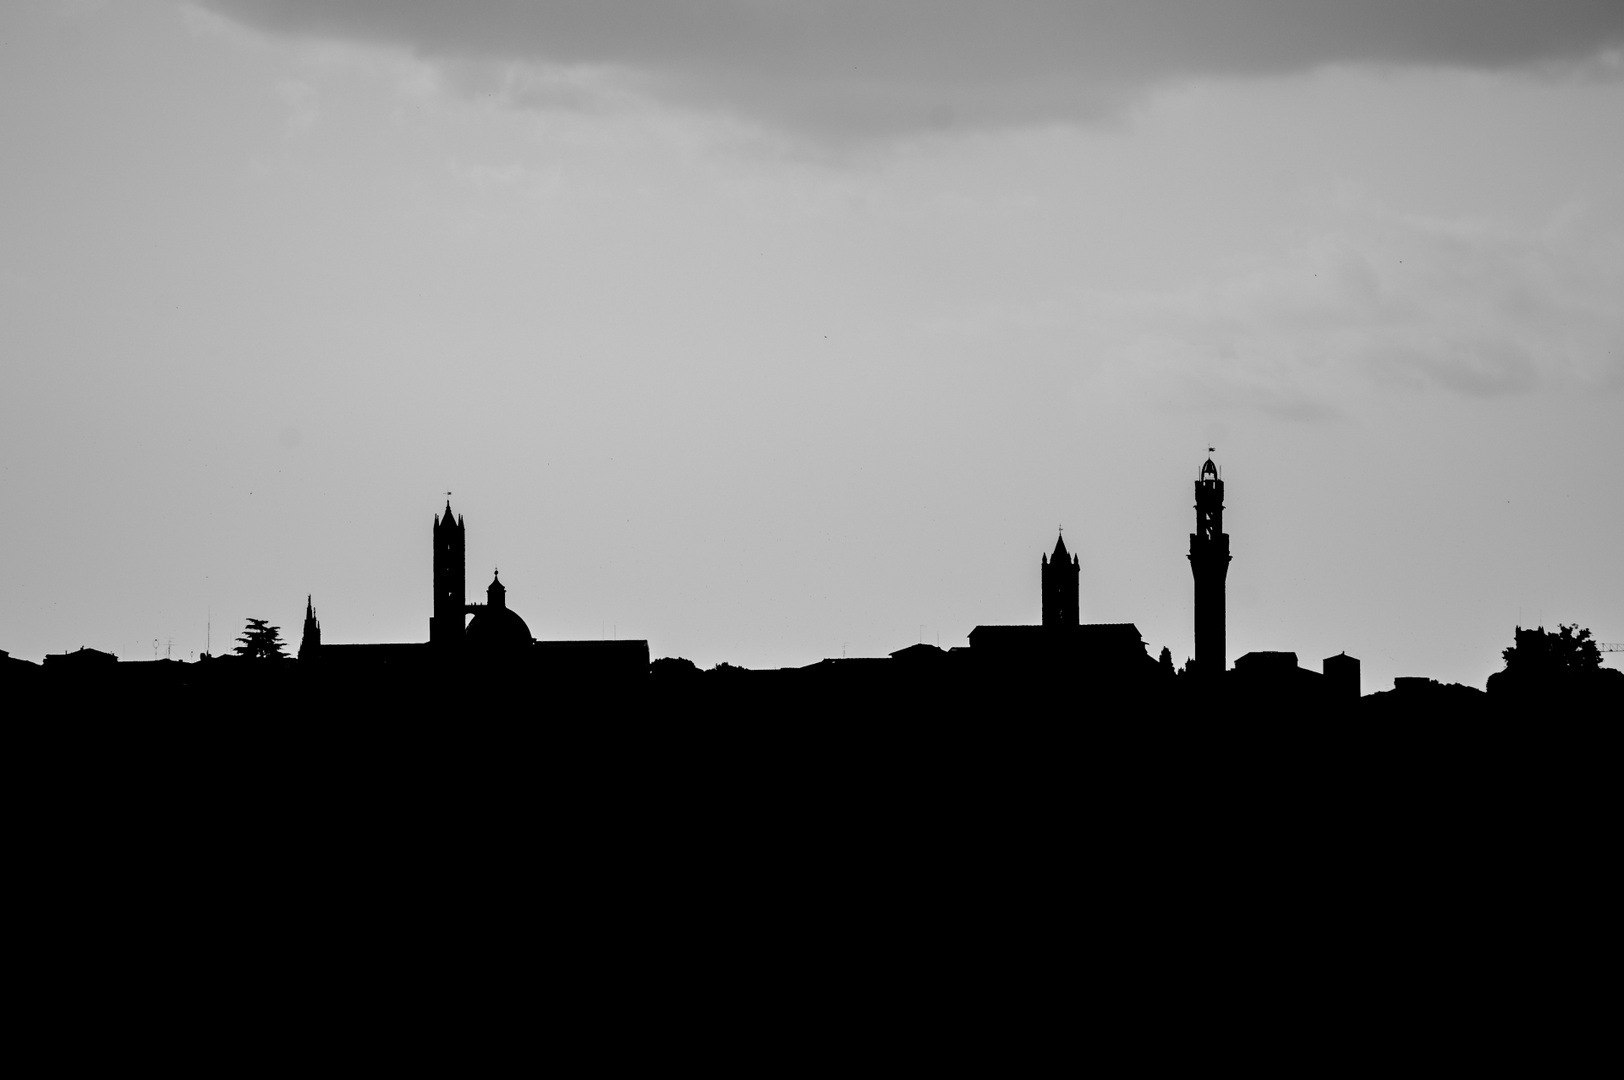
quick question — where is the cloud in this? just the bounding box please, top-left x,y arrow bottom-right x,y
197,1 -> 1624,138
922,201 -> 1624,418
1097,207 -> 1624,412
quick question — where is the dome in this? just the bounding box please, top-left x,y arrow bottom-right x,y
465,604 -> 532,652
464,569 -> 532,653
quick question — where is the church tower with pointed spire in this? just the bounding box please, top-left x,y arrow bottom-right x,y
1188,455 -> 1232,676
1041,532 -> 1080,628
431,500 -> 466,649
298,595 -> 321,661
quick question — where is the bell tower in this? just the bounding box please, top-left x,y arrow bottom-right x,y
298,594 -> 321,661
1042,532 -> 1079,628
431,499 -> 466,648
1188,455 -> 1231,676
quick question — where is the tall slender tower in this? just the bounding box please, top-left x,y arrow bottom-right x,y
431,500 -> 466,648
1188,457 -> 1231,676
1042,533 -> 1080,628
298,594 -> 321,661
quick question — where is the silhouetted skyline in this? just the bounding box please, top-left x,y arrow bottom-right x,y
2,3 -> 1621,693
6,451 -> 1621,716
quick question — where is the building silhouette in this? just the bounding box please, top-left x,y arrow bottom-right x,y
1042,533 -> 1079,628
1188,456 -> 1231,677
310,499 -> 648,683
298,595 -> 320,661
430,501 -> 465,650
0,459 -> 1419,717
465,570 -> 533,654
1324,652 -> 1360,701
965,529 -> 1158,686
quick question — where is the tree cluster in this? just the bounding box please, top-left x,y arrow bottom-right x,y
1501,624 -> 1602,676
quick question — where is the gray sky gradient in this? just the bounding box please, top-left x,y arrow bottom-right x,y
204,0 -> 1624,136
1,1 -> 1620,691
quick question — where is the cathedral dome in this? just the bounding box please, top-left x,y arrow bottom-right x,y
465,606 -> 532,652
464,570 -> 532,653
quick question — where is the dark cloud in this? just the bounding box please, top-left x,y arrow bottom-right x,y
201,0 -> 1624,136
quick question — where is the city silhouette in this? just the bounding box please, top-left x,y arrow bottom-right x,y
5,454 -> 1616,720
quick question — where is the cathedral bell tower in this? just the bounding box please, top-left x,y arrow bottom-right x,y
1188,456 -> 1231,676
431,500 -> 466,649
298,594 -> 321,661
1042,532 -> 1080,628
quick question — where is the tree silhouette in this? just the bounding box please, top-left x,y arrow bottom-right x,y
235,618 -> 287,661
1501,624 -> 1601,676
651,656 -> 701,679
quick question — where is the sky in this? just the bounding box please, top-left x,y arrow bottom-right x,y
2,0 -> 1621,690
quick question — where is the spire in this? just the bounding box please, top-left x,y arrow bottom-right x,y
298,593 -> 321,661
1052,532 -> 1069,561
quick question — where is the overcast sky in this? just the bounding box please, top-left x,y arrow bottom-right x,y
2,1 -> 1621,688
